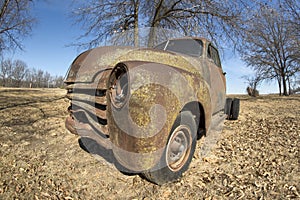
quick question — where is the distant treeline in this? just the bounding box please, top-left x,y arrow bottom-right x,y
0,58 -> 65,88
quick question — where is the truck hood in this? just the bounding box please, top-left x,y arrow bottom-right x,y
65,46 -> 202,83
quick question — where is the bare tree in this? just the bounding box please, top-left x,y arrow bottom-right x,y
242,71 -> 265,97
43,71 -> 51,88
144,0 -> 248,47
36,69 -> 44,88
0,0 -> 35,54
284,0 -> 300,94
0,58 -> 13,86
285,0 -> 300,32
1,58 -> 66,88
24,67 -> 34,88
71,0 -> 140,48
290,76 -> 300,94
11,59 -> 28,87
52,75 -> 65,88
71,0 -> 252,48
240,1 -> 300,96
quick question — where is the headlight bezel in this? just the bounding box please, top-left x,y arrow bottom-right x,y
109,63 -> 130,109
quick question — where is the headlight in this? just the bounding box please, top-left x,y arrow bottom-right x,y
109,64 -> 129,108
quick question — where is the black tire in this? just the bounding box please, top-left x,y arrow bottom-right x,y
230,98 -> 240,120
225,98 -> 232,119
142,111 -> 197,185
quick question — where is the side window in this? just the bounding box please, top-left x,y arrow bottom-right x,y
207,46 -> 212,59
208,45 -> 221,68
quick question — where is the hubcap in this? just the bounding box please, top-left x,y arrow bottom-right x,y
166,125 -> 192,172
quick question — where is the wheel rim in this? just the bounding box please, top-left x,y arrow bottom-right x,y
166,125 -> 192,172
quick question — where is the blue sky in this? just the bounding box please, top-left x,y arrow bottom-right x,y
6,0 -> 277,94
7,0 -> 80,78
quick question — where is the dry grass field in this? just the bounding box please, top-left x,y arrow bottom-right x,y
0,88 -> 299,199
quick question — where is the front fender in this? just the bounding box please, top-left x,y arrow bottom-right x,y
107,61 -> 208,171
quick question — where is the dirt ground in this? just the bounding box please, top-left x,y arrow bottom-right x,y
0,88 -> 299,199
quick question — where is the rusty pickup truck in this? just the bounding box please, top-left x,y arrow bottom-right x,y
64,37 -> 239,185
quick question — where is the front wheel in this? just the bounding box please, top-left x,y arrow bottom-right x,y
142,111 -> 197,185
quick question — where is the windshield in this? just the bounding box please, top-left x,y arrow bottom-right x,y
155,39 -> 203,57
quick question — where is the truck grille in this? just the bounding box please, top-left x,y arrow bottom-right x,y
65,70 -> 112,136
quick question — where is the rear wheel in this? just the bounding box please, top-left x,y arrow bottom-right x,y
142,111 -> 197,185
231,98 -> 240,120
225,98 -> 240,120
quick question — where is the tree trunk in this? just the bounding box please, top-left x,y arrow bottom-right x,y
282,74 -> 288,96
148,27 -> 156,47
2,79 -> 5,87
253,82 -> 257,96
147,0 -> 163,47
277,76 -> 282,96
0,0 -> 10,20
133,0 -> 139,47
287,76 -> 291,95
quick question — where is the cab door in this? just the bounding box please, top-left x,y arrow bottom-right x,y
207,44 -> 226,114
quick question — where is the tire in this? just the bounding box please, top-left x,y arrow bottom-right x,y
142,111 -> 197,185
230,98 -> 240,120
225,98 -> 232,119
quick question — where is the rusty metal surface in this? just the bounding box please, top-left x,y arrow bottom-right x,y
66,70 -> 112,90
65,47 -> 135,83
66,93 -> 107,105
107,61 -> 206,170
66,116 -> 112,150
64,37 -> 226,172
